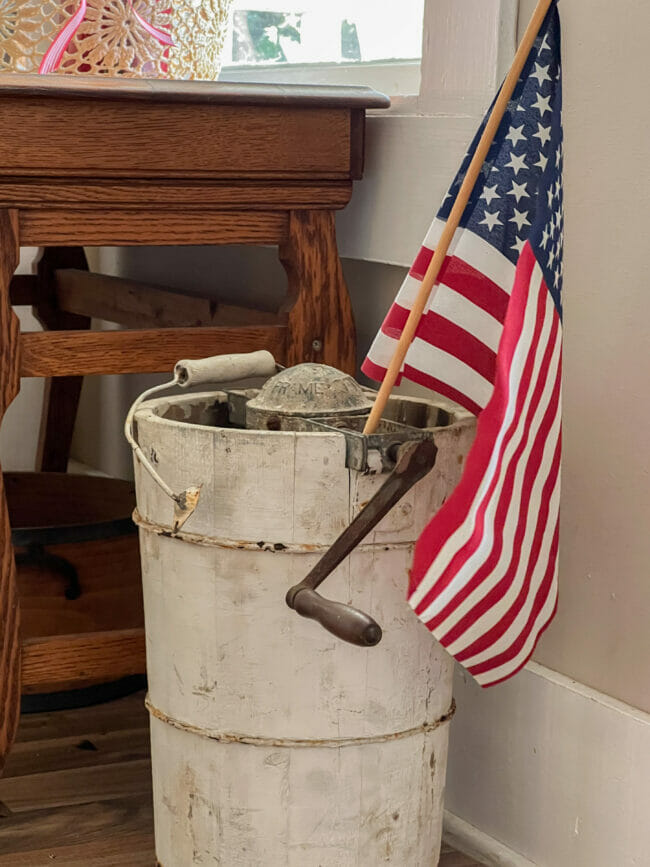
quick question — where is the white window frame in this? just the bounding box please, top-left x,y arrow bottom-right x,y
220,1 -> 518,111
408,0 -> 519,116
219,0 -> 425,94
336,0 -> 520,266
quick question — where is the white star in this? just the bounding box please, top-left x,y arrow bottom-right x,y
532,93 -> 552,118
510,208 -> 531,231
539,34 -> 551,54
547,188 -> 555,208
505,152 -> 528,175
533,123 -> 552,146
548,247 -> 556,268
535,152 -> 549,172
541,226 -> 550,250
511,236 -> 526,255
555,146 -> 562,168
505,125 -> 527,147
531,62 -> 552,86
479,210 -> 503,232
554,270 -> 561,289
480,184 -> 500,205
507,180 -> 529,204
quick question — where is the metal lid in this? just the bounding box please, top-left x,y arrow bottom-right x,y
247,363 -> 374,419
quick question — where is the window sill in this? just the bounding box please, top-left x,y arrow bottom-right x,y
219,59 -> 421,99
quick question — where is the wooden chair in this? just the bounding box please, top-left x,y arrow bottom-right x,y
0,74 -> 388,773
9,232 -> 357,699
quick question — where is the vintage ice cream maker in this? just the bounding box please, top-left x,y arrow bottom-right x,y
127,351 -> 474,866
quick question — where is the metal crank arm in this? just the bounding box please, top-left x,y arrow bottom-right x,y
286,438 -> 437,647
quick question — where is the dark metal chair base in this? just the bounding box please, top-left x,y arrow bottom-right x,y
21,674 -> 147,714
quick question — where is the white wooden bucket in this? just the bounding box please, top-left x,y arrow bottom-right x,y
132,387 -> 475,866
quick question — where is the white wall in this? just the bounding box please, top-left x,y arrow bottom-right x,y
444,2 -> 650,864
446,663 -> 650,867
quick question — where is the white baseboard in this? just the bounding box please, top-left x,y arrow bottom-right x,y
444,812 -> 536,866
444,662 -> 650,867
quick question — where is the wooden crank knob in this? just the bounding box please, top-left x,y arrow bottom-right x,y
290,588 -> 382,647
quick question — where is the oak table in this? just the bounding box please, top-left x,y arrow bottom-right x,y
0,73 -> 389,771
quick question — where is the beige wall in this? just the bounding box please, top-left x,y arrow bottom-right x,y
516,0 -> 650,712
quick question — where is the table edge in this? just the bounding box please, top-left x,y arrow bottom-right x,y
0,73 -> 391,110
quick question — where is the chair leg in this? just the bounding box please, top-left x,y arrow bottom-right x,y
279,209 -> 357,375
33,247 -> 91,473
0,209 -> 22,774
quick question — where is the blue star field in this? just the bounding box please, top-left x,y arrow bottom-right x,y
438,1 -> 564,318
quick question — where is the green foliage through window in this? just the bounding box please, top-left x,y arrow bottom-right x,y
341,19 -> 361,61
232,11 -> 301,63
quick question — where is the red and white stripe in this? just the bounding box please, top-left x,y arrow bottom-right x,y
407,242 -> 561,686
361,218 -> 516,416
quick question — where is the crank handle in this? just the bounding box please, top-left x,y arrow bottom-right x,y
284,439 -> 437,647
288,588 -> 382,647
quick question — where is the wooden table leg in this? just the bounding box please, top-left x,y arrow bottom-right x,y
0,209 -> 22,773
34,247 -> 91,473
280,209 -> 357,375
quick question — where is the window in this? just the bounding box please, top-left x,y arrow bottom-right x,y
218,0 -> 521,265
219,0 -> 424,95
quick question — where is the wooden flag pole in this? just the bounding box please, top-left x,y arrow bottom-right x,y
362,0 -> 554,436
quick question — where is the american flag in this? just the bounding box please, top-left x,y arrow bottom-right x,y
362,2 -> 563,686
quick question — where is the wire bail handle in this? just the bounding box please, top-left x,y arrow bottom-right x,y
125,350 -> 278,532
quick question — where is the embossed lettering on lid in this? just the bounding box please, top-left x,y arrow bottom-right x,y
247,363 -> 373,419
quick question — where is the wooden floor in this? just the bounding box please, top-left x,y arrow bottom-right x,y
0,691 -> 482,865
